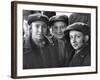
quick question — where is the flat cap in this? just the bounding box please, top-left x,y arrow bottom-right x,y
65,22 -> 90,35
49,15 -> 68,26
28,13 -> 49,25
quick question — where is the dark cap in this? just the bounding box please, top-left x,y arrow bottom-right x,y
49,15 -> 68,26
28,13 -> 49,25
65,22 -> 90,35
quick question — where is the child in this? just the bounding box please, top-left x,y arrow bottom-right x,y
65,22 -> 90,67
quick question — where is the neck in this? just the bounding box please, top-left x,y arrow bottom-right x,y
32,37 -> 45,47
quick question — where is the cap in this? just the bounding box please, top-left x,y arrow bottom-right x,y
49,15 -> 68,26
28,13 -> 49,25
23,10 -> 41,20
65,22 -> 90,35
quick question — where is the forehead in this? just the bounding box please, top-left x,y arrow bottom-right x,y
31,21 -> 47,25
53,21 -> 66,25
69,30 -> 83,35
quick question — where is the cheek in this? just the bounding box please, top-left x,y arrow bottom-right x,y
77,38 -> 84,46
70,39 -> 73,44
43,28 -> 47,33
52,28 -> 57,33
31,27 -> 37,34
61,27 -> 66,32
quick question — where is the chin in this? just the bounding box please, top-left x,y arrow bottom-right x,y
56,35 -> 63,39
72,46 -> 79,50
36,37 -> 43,40
74,47 -> 82,51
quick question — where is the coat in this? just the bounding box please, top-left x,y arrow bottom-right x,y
23,36 -> 62,69
65,44 -> 91,67
51,36 -> 72,67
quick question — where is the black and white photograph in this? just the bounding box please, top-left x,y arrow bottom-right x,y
23,10 -> 91,69
11,1 -> 97,78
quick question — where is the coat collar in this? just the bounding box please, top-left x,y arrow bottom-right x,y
75,44 -> 90,58
23,36 -> 51,49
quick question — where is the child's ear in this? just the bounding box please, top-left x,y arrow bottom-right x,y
84,35 -> 89,42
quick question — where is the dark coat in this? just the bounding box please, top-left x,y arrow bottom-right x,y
51,36 -> 72,67
65,45 -> 91,67
23,36 -> 62,69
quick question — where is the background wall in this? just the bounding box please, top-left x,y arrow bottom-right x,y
0,0 -> 99,80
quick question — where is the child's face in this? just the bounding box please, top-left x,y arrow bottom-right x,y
69,30 -> 85,50
52,21 -> 66,39
31,21 -> 48,40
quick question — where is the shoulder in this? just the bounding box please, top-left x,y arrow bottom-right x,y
23,36 -> 31,48
79,45 -> 91,66
82,53 -> 91,66
79,45 -> 90,57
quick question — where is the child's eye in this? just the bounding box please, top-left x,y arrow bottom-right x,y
54,26 -> 58,29
36,24 -> 39,28
43,25 -> 47,28
70,36 -> 73,39
61,26 -> 65,29
76,35 -> 80,38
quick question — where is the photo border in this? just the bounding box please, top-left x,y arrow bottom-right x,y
11,1 -> 98,78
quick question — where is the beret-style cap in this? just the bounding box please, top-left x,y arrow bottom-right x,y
49,15 -> 68,26
28,13 -> 49,25
65,22 -> 90,35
